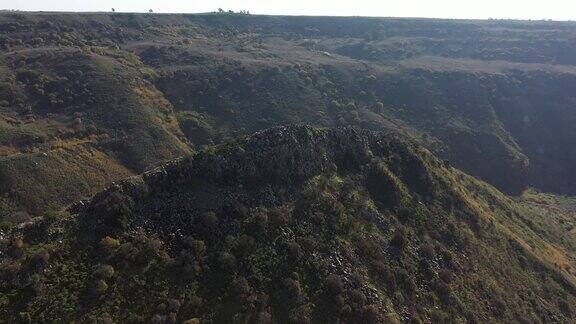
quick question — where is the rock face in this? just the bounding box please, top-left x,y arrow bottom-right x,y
82,126 -> 434,237
3,126 -> 574,323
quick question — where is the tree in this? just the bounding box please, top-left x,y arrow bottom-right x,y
218,8 -> 224,13
149,9 -> 153,13
111,8 -> 115,12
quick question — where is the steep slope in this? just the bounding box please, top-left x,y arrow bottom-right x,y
2,126 -> 575,323
0,45 -> 191,218
150,54 -> 531,193
2,13 -> 576,223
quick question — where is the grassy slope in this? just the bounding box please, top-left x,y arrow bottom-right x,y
0,44 -> 191,218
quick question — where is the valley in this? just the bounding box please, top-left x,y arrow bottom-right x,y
1,12 -> 576,323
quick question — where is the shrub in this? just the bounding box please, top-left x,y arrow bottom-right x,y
361,304 -> 383,323
439,269 -> 454,284
179,251 -> 201,278
234,235 -> 255,256
492,297 -> 506,318
419,243 -> 436,259
325,274 -> 345,295
350,289 -> 367,307
190,239 -> 206,256
151,314 -> 166,323
8,238 -> 25,258
0,260 -> 22,280
285,241 -> 302,260
559,299 -> 573,317
289,304 -> 312,324
329,100 -> 341,111
233,204 -> 250,219
268,207 -> 290,228
256,310 -> 273,324
219,252 -> 236,270
429,309 -> 449,322
433,279 -> 453,304
395,268 -> 416,294
283,278 -> 304,303
90,191 -> 134,233
373,262 -> 396,291
95,264 -> 115,279
100,236 -> 120,252
390,228 -> 408,250
231,276 -> 254,303
199,212 -> 218,231
167,299 -> 181,312
96,279 -> 109,295
182,319 -> 201,324
249,208 -> 269,233
29,249 -> 50,269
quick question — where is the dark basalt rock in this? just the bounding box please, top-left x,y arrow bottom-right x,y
80,125 -> 433,238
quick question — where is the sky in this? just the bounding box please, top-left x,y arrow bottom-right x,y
2,0 -> 576,21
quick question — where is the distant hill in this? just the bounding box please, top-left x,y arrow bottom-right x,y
2,126 -> 575,323
2,13 -> 576,219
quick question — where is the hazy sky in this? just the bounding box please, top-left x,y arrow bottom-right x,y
2,0 -> 576,21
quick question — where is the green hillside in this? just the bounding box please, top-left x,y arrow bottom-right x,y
2,12 -> 576,323
2,126 -> 575,323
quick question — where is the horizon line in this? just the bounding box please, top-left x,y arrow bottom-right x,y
0,9 -> 575,22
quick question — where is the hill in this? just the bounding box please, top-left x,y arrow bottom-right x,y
1,126 -> 576,323
3,13 -> 576,218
